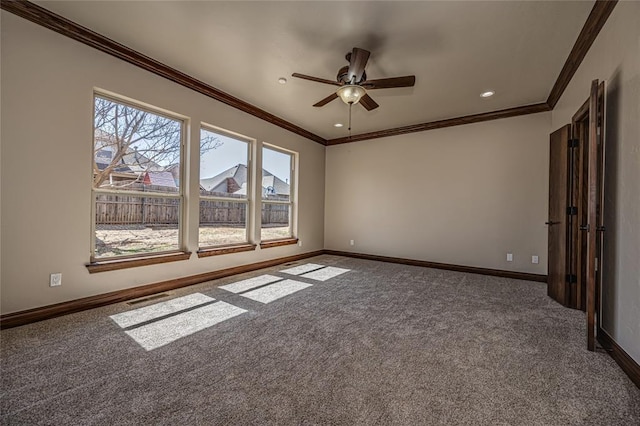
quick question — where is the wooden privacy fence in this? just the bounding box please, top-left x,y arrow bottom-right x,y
200,199 -> 246,225
261,203 -> 289,226
96,193 -> 288,226
95,193 -> 180,225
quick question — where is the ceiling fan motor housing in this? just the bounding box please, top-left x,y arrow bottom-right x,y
337,65 -> 366,85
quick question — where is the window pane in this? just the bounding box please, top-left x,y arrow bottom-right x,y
93,96 -> 182,194
200,128 -> 249,199
199,201 -> 248,246
95,194 -> 180,257
261,202 -> 291,240
262,147 -> 291,202
199,128 -> 250,247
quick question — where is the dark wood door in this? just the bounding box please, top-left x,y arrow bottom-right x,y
547,125 -> 571,305
556,80 -> 605,351
574,115 -> 588,311
585,80 -> 600,351
572,80 -> 601,350
595,81 -> 606,338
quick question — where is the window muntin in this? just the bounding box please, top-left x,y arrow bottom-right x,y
199,127 -> 251,248
261,145 -> 294,241
92,94 -> 184,260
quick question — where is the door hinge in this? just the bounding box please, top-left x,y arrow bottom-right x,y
568,139 -> 579,148
566,274 -> 577,284
567,206 -> 578,215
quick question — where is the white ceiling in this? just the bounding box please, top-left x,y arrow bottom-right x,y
35,1 -> 594,140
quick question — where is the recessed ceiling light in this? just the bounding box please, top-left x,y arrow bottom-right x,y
278,77 -> 287,84
480,91 -> 495,98
334,123 -> 343,128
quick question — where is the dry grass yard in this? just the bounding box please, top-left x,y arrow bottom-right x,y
95,225 -> 290,257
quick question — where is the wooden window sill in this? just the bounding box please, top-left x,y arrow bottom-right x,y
260,238 -> 298,249
86,251 -> 192,273
197,243 -> 257,258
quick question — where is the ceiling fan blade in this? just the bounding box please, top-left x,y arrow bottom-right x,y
313,92 -> 339,107
347,48 -> 370,83
292,73 -> 341,86
362,75 -> 416,89
359,94 -> 379,111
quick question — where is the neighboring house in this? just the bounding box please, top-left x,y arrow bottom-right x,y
93,132 -> 178,189
143,171 -> 178,189
166,163 -> 181,186
95,148 -> 161,172
261,174 -> 289,198
200,163 -> 289,197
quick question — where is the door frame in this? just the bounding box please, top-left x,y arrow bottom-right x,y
570,79 -> 602,351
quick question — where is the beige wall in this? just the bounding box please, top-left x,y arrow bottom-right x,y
552,1 -> 640,363
0,13 -> 325,314
325,112 -> 551,275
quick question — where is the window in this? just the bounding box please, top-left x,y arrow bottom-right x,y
261,145 -> 295,241
91,94 -> 184,260
199,127 -> 252,248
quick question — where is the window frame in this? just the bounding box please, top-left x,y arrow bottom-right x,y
90,91 -> 187,263
260,143 -> 297,243
198,124 -> 254,250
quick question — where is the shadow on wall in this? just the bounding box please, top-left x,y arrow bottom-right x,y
601,68 -> 621,336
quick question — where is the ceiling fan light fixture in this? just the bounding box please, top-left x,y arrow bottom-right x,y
337,85 -> 366,105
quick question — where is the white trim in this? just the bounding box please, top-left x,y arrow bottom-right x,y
90,91 -> 186,260
198,125 -> 253,248
199,196 -> 249,203
260,144 -> 297,240
94,189 -> 181,199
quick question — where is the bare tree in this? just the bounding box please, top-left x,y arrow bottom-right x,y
93,97 -> 222,187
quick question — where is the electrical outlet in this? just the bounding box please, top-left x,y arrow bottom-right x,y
532,255 -> 539,264
298,240 -> 303,247
349,240 -> 355,246
50,273 -> 62,287
506,253 -> 513,262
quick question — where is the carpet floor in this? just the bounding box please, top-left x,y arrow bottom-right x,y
1,255 -> 639,425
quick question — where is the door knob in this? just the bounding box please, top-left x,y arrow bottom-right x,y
545,221 -> 560,226
580,224 -> 589,231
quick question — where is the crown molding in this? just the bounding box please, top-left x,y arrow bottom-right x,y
547,0 -> 618,109
326,103 -> 551,145
0,0 -> 327,145
1,0 -> 617,146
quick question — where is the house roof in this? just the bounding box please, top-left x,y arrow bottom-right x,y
94,146 -> 162,175
200,164 -> 289,196
262,174 -> 289,196
200,164 -> 247,193
143,171 -> 178,188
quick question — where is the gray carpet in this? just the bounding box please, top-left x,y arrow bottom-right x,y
1,255 -> 639,425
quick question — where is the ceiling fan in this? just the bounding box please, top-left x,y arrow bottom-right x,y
292,47 -> 416,111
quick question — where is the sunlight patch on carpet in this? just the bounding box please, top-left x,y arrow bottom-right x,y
219,274 -> 282,293
110,293 -> 214,328
241,279 -> 312,304
300,266 -> 351,282
280,263 -> 325,275
125,301 -> 247,351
